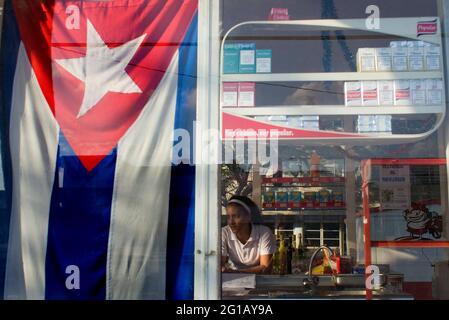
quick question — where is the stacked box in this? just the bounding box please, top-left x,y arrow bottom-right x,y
362,81 -> 379,106
239,43 -> 256,73
333,191 -> 344,207
262,191 -> 275,209
287,116 -> 319,130
268,115 -> 288,126
424,42 -> 441,71
303,192 -> 317,208
407,41 -> 425,71
256,49 -> 272,73
357,48 -> 376,72
375,48 -> 392,71
275,191 -> 289,209
426,79 -> 444,105
223,43 -> 240,74
394,80 -> 411,105
410,79 -> 426,105
378,81 -> 394,105
222,82 -> 238,107
390,41 -> 408,71
238,82 -> 255,107
288,191 -> 302,209
357,115 -> 392,133
344,82 -> 362,106
318,190 -> 331,208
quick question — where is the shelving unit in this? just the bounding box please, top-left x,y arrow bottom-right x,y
220,17 -> 446,144
361,158 -> 449,300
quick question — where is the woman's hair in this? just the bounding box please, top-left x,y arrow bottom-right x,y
227,195 -> 263,224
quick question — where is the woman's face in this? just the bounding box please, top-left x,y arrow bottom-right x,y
226,204 -> 250,234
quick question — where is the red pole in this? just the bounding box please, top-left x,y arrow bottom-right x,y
361,160 -> 373,300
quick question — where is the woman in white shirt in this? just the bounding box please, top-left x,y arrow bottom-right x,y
221,195 -> 277,274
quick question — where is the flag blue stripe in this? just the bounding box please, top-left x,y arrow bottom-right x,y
45,134 -> 116,299
166,13 -> 197,300
0,0 -> 21,298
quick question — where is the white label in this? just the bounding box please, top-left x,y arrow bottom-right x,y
256,57 -> 271,73
240,50 -> 255,65
378,81 -> 394,105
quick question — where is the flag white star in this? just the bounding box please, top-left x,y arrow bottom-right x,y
55,19 -> 146,118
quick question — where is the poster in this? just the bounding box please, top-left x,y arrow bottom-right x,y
379,165 -> 411,210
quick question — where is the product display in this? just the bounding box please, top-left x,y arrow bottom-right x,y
262,191 -> 275,209
237,82 -> 255,107
424,42 -> 441,70
357,48 -> 376,72
256,49 -> 272,73
410,79 -> 426,105
407,41 -> 425,71
357,115 -> 392,134
275,191 -> 289,209
426,79 -> 444,105
344,81 -> 362,106
288,191 -> 302,209
390,41 -> 409,71
362,81 -> 379,106
378,80 -> 394,105
375,47 -> 392,71
222,82 -> 238,107
394,80 -> 411,105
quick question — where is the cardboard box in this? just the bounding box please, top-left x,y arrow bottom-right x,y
407,41 -> 425,71
223,43 -> 240,74
344,82 -> 362,106
357,48 -> 376,72
222,82 -> 238,107
275,191 -> 289,209
424,42 -> 441,71
239,43 -> 256,73
238,82 -> 255,107
256,49 -> 272,73
262,191 -> 275,209
426,79 -> 443,105
390,41 -> 408,71
410,79 -> 426,105
378,80 -> 394,105
288,191 -> 302,209
375,48 -> 392,71
362,81 -> 379,106
394,80 -> 411,105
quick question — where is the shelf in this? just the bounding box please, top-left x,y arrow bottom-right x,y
260,209 -> 346,216
223,105 -> 444,116
262,177 -> 345,184
222,71 -> 443,83
371,240 -> 449,248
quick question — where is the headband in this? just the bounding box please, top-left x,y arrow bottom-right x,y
228,199 -> 251,215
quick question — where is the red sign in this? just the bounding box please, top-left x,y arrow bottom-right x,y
417,20 -> 437,36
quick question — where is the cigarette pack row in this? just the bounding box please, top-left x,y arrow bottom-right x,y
357,41 -> 441,72
357,115 -> 392,134
223,43 -> 272,74
253,115 -> 320,130
222,82 -> 255,107
345,79 -> 443,106
262,190 -> 345,209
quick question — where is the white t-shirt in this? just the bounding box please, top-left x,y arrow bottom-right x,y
222,224 -> 277,270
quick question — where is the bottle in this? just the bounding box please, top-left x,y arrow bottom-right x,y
310,151 -> 321,178
272,238 -> 281,274
279,238 -> 287,275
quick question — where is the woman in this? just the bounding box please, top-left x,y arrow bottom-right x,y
221,195 -> 276,274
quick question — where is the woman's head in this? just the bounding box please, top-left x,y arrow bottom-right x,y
226,196 -> 259,234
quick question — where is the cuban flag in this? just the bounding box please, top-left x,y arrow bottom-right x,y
0,0 -> 197,300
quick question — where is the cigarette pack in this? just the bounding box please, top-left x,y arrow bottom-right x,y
375,48 -> 392,71
407,41 -> 425,71
223,43 -> 240,74
256,49 -> 272,73
394,80 -> 411,105
275,191 -> 289,209
344,82 -> 362,106
376,115 -> 392,133
239,43 -> 256,73
262,191 -> 275,209
333,191 -> 344,207
222,82 -> 238,107
303,192 -> 317,208
238,82 -> 255,107
357,48 -> 376,72
288,191 -> 302,209
410,79 -> 426,105
378,81 -> 394,105
318,190 -> 331,208
362,81 -> 378,106
268,115 -> 288,126
425,43 -> 441,71
390,41 -> 408,71
426,79 -> 443,105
